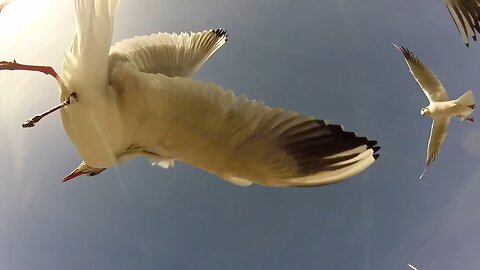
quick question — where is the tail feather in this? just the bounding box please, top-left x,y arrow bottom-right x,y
456,90 -> 475,106
455,90 -> 476,120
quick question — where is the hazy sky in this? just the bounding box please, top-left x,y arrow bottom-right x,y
1,0 -> 480,269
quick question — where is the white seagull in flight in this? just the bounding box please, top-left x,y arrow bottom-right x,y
394,44 -> 475,179
445,0 -> 480,46
0,0 -> 380,187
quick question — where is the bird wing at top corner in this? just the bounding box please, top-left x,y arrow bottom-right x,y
425,117 -> 450,168
119,73 -> 380,187
445,0 -> 480,47
0,0 -> 13,12
62,0 -> 119,91
393,45 -> 449,103
109,29 -> 228,78
407,263 -> 420,270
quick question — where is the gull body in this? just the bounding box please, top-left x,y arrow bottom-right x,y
4,0 -> 381,187
423,100 -> 470,117
394,44 -> 475,179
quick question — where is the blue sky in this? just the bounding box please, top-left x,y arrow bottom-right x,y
1,0 -> 480,269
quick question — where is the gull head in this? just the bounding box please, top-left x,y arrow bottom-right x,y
63,161 -> 106,182
420,107 -> 430,116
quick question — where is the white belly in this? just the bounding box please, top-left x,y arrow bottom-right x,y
60,101 -> 128,168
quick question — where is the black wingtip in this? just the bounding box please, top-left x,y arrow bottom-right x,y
366,140 -> 378,148
372,146 -> 381,153
213,28 -> 228,39
373,154 -> 380,160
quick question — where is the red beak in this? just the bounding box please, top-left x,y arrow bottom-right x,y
63,169 -> 83,182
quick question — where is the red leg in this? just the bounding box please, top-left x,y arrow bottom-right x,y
22,93 -> 77,128
0,60 -> 59,80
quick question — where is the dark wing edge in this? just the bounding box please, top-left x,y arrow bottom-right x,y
446,0 -> 480,46
275,119 -> 380,187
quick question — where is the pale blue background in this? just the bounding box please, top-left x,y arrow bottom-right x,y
1,0 -> 480,269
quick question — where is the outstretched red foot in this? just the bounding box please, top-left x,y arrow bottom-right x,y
0,60 -> 58,79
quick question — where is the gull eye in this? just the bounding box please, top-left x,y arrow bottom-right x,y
88,172 -> 97,176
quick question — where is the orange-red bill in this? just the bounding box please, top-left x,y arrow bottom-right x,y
63,169 -> 83,182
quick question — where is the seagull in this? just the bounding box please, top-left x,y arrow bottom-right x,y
445,0 -> 480,46
0,0 -> 380,187
393,44 -> 475,179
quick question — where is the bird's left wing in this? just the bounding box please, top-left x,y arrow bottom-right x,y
421,117 -> 450,179
445,0 -> 480,47
109,29 -> 228,78
118,71 -> 380,187
393,45 -> 449,103
62,0 -> 119,95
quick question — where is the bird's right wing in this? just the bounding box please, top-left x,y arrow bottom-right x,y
421,117 -> 450,178
393,45 -> 449,103
445,0 -> 480,47
109,29 -> 228,78
119,71 -> 380,187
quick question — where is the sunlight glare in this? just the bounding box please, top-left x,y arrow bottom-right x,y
0,0 -> 50,44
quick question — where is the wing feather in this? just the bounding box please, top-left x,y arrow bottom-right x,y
116,67 -> 380,187
109,29 -> 228,77
426,117 -> 450,167
394,45 -> 449,102
446,0 -> 480,46
62,0 -> 118,95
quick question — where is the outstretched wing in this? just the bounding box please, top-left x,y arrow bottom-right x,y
393,45 -> 449,103
445,0 -> 480,47
117,70 -> 380,187
420,117 -> 450,179
109,29 -> 228,78
62,0 -> 119,95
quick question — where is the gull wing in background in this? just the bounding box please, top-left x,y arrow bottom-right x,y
445,0 -> 480,46
393,45 -> 449,103
109,29 -> 228,78
115,69 -> 380,187
420,117 -> 450,179
408,263 -> 420,270
0,0 -> 13,13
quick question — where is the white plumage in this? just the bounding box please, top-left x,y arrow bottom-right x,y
3,0 -> 380,187
394,44 -> 475,179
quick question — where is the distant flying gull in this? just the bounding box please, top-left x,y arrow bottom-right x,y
0,0 -> 13,13
394,44 -> 475,179
408,263 -> 420,270
445,0 -> 480,46
0,0 -> 380,187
